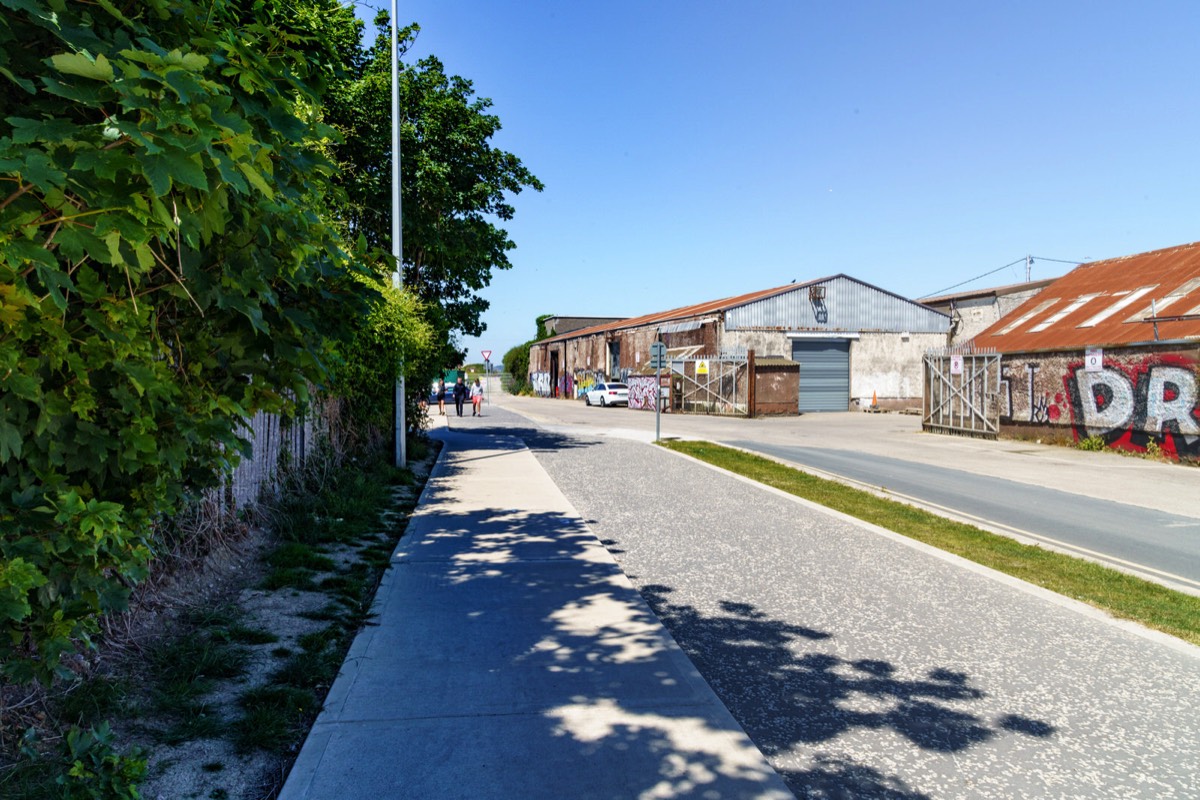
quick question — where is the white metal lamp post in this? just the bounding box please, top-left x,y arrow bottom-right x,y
391,1 -> 406,468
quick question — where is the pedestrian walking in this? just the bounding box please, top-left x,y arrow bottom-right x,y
470,378 -> 483,416
437,379 -> 446,415
452,376 -> 467,417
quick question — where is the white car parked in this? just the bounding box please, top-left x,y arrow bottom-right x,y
584,382 -> 629,407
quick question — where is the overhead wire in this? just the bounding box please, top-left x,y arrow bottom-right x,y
918,258 -> 1026,299
919,255 -> 1086,299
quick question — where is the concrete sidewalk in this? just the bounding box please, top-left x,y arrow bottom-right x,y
279,424 -> 793,799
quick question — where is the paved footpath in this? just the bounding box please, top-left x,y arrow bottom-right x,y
279,421 -> 793,799
282,401 -> 1200,799
494,404 -> 1200,800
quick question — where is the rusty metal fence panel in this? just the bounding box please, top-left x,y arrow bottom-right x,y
923,347 -> 1001,438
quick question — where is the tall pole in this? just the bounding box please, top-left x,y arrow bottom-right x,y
391,2 -> 407,468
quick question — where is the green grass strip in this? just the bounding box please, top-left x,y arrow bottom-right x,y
660,439 -> 1200,646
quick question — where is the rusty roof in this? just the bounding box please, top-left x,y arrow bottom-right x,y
976,241 -> 1200,352
536,279 -> 830,345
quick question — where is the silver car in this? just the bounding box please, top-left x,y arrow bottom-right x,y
584,382 -> 629,407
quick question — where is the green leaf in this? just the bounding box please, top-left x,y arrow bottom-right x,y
236,161 -> 274,198
50,52 -> 115,82
0,419 -> 23,461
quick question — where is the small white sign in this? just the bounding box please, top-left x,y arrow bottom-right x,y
1085,348 -> 1103,372
950,355 -> 964,376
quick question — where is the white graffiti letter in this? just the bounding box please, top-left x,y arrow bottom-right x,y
1075,366 -> 1134,434
1146,366 -> 1200,436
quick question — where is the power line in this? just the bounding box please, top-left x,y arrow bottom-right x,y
918,259 -> 1025,299
1029,255 -> 1086,266
919,255 -> 1086,299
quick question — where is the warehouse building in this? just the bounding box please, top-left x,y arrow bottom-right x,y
970,241 -> 1200,460
529,275 -> 951,413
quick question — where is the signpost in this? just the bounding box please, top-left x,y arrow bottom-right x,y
481,349 -> 492,408
650,342 -> 667,442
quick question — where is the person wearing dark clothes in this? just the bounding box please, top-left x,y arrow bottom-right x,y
437,380 -> 447,415
452,377 -> 467,416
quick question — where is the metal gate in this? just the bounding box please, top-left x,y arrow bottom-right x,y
923,348 -> 1001,438
669,354 -> 751,416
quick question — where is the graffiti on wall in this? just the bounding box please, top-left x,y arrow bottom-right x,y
558,372 -> 574,399
626,375 -> 660,411
531,371 -> 551,398
1002,352 -> 1199,459
572,371 -> 602,399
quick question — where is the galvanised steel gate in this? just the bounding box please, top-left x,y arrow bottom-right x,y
923,348 -> 1001,438
669,354 -> 751,416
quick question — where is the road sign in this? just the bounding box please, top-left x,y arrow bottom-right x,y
481,349 -> 492,361
650,342 -> 666,358
650,357 -> 667,370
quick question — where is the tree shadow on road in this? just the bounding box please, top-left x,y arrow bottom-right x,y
638,585 -> 1056,798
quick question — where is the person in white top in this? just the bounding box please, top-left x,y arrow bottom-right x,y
470,379 -> 483,416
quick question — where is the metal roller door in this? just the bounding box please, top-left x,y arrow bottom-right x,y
791,339 -> 850,412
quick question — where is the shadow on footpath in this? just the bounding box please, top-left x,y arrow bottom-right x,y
638,584 -> 1056,799
362,499 -> 796,799
426,412 -> 1056,798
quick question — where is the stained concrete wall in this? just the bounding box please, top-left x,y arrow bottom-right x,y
999,344 -> 1200,460
721,329 -> 790,359
851,332 -> 946,410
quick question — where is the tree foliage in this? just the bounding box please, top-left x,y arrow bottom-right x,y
0,0 -> 372,683
326,16 -> 544,345
0,0 -> 540,687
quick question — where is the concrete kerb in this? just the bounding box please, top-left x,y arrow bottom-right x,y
653,440 -> 1200,661
280,424 -> 794,799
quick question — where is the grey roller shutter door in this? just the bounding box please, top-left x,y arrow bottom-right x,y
791,339 -> 850,412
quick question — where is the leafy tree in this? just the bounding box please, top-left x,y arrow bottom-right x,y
503,314 -> 555,392
326,15 -> 543,348
0,0 -> 373,682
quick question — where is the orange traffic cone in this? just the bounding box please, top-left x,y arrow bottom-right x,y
871,390 -> 878,408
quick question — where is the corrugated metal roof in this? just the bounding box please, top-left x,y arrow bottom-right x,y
538,274 -> 949,345
536,281 -> 811,345
977,241 -> 1200,351
725,275 -> 950,333
920,278 -> 1056,307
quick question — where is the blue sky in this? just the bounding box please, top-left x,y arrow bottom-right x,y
353,1 -> 1200,363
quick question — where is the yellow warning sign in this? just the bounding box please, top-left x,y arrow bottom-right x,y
696,359 -> 709,375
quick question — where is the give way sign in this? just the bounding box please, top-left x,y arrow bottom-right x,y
481,350 -> 492,361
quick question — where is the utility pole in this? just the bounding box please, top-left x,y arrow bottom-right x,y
1025,254 -> 1032,282
391,2 -> 406,468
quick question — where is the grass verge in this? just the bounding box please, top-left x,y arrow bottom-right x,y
660,439 -> 1200,646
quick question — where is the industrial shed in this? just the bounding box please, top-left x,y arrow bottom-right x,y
528,275 -> 951,413
921,278 -> 1055,344
971,241 -> 1200,460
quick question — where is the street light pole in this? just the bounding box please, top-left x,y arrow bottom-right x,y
391,1 -> 407,468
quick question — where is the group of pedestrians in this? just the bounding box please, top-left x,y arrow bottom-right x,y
435,376 -> 485,417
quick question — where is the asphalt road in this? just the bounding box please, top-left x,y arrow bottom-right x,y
456,407 -> 1200,799
492,391 -> 1200,595
729,440 -> 1200,593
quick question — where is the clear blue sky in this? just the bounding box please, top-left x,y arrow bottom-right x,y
353,1 -> 1200,363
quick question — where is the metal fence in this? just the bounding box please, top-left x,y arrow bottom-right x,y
216,409 -> 313,511
923,348 -> 1001,438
